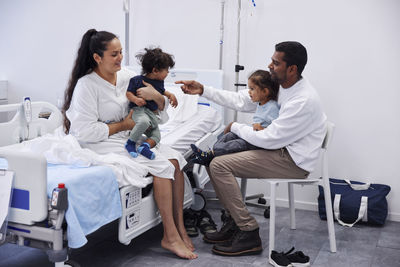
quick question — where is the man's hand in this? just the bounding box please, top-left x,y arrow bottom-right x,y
224,122 -> 234,134
134,98 -> 146,106
137,81 -> 159,100
168,93 -> 178,108
253,123 -> 264,131
175,80 -> 204,95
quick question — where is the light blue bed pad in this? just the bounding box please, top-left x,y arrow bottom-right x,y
1,158 -> 122,249
49,164 -> 122,248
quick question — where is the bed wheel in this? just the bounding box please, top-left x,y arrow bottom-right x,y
264,206 -> 270,219
64,259 -> 81,267
190,192 -> 206,211
258,197 -> 267,205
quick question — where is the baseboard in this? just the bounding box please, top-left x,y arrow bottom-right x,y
252,197 -> 400,223
387,212 -> 400,222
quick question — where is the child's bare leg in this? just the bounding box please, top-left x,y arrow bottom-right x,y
145,138 -> 156,148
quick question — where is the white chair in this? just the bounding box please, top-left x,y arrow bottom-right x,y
240,121 -> 337,259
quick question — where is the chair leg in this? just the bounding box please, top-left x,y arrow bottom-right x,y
288,183 -> 296,229
269,182 -> 277,260
322,179 -> 337,253
240,178 -> 247,201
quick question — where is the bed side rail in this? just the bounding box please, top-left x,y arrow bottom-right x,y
0,101 -> 62,146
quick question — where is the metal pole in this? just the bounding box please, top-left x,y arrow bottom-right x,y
123,0 -> 130,66
233,0 -> 243,122
236,0 -> 241,75
219,1 -> 225,70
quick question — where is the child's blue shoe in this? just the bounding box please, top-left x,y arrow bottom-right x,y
138,142 -> 155,160
125,139 -> 138,158
190,144 -> 214,167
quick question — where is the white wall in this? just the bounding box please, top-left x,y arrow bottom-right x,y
231,0 -> 400,221
128,0 -> 222,69
0,0 -> 126,106
1,0 -> 399,221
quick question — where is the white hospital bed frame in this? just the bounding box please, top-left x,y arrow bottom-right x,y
0,69 -> 224,267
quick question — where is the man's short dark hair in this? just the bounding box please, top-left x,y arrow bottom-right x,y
275,41 -> 307,77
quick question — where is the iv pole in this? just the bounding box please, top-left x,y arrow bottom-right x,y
234,0 -> 263,202
234,0 -> 246,122
219,0 -> 226,70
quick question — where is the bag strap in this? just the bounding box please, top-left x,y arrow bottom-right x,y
333,194 -> 368,227
344,179 -> 371,190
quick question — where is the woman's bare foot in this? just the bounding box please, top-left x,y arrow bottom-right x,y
179,229 -> 195,251
161,238 -> 198,259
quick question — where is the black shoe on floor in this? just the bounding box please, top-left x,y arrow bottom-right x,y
203,215 -> 238,244
285,247 -> 310,267
270,250 -> 292,267
183,209 -> 198,237
212,228 -> 263,256
197,210 -> 217,235
270,247 -> 310,267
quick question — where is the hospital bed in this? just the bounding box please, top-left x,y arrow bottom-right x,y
0,68 -> 224,267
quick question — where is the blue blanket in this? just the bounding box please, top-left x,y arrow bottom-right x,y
47,164 -> 122,248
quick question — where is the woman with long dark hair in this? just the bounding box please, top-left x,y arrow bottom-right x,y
63,29 -> 197,260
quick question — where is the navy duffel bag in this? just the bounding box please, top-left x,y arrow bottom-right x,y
318,178 -> 391,226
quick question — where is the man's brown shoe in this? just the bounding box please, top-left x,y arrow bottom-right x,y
211,228 -> 262,256
203,215 -> 238,244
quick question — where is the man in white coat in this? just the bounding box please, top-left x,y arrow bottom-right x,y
177,41 -> 326,257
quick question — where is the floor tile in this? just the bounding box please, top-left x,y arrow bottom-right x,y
1,207 -> 399,267
371,246 -> 400,267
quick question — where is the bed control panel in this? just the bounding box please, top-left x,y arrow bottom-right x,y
125,188 -> 141,209
126,209 -> 140,229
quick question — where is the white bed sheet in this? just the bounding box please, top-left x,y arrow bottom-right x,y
160,104 -> 223,154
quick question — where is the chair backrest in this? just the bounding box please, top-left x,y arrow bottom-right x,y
322,121 -> 335,150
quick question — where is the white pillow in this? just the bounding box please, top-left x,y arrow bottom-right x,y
164,84 -> 199,123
